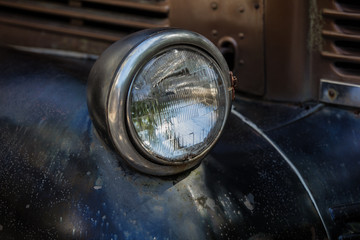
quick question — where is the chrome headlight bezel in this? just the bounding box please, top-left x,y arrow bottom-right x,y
87,28 -> 232,176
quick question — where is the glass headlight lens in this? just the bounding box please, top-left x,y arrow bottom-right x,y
128,47 -> 227,163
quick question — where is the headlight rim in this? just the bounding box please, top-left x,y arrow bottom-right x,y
90,28 -> 231,176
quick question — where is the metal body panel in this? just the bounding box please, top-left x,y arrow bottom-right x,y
233,96 -> 360,239
264,0 -> 314,102
265,105 -> 360,239
0,47 -> 328,239
170,0 -> 265,96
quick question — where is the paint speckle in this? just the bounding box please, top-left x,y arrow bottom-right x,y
94,177 -> 103,190
25,204 -> 30,209
0,224 -> 3,231
243,193 -> 255,211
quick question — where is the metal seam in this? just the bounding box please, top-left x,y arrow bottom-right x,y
265,103 -> 324,132
231,107 -> 330,238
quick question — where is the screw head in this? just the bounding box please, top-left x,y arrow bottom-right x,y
238,33 -> 245,39
328,88 -> 337,100
211,2 -> 218,10
211,29 -> 218,37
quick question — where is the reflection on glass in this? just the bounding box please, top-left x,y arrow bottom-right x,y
130,48 -> 226,162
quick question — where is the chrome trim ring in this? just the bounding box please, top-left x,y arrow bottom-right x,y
91,28 -> 231,176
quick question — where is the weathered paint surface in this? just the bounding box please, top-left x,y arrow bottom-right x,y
0,47 -> 339,239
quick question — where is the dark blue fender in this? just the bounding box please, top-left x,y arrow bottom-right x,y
1,46 -> 357,239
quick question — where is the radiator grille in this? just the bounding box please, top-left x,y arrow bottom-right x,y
321,0 -> 360,79
0,0 -> 169,53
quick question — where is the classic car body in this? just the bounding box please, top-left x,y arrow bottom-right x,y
0,0 -> 360,239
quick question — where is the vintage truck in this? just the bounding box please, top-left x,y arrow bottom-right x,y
0,0 -> 359,239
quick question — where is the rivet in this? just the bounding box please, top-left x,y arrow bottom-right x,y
238,33 -> 245,39
211,2 -> 218,10
212,29 -> 218,37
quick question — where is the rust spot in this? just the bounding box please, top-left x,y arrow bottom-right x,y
308,0 -> 324,51
230,71 -> 238,100
196,196 -> 207,207
328,88 -> 338,100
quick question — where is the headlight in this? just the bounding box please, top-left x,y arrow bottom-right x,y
87,28 -> 232,176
